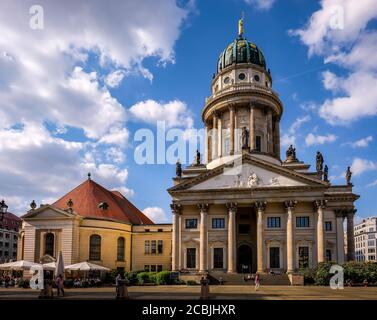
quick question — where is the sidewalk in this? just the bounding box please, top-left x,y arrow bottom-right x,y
1,285 -> 377,300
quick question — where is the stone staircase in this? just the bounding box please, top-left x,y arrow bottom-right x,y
208,272 -> 291,286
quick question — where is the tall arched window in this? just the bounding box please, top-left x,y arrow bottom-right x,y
117,237 -> 125,261
45,233 -> 54,256
89,235 -> 101,261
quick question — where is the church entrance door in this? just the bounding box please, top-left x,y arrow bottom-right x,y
237,244 -> 252,273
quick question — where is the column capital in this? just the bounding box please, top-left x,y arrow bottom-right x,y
284,200 -> 297,210
170,203 -> 182,214
334,207 -> 356,218
314,199 -> 327,210
212,110 -> 219,118
347,208 -> 357,218
254,201 -> 267,211
228,104 -> 236,112
226,202 -> 238,214
197,203 -> 209,213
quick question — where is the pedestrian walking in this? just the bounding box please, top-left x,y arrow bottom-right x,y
200,276 -> 209,299
55,274 -> 65,297
254,273 -> 260,291
115,273 -> 122,297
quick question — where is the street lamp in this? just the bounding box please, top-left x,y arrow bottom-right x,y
0,199 -> 8,221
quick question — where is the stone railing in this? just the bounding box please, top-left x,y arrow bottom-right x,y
205,83 -> 279,105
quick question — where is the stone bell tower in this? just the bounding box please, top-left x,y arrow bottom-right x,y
203,19 -> 283,168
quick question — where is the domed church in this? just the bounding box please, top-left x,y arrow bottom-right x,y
168,19 -> 359,282
18,176 -> 173,273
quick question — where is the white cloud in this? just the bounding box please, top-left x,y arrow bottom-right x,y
319,71 -> 377,124
367,179 -> 377,187
98,127 -> 129,147
142,207 -> 168,223
281,134 -> 296,147
105,70 -> 126,88
305,133 -> 337,146
325,32 -> 377,72
0,123 -> 134,214
280,115 -> 311,147
350,158 -> 377,176
300,101 -> 318,112
105,147 -> 125,164
244,0 -> 276,10
290,0 -> 377,125
0,0 -> 192,212
129,99 -> 193,128
343,135 -> 373,148
289,0 -> 377,56
288,115 -> 311,135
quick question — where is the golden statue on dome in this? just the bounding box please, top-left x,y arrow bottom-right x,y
238,12 -> 244,38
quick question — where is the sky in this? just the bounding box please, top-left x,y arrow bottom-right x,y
0,0 -> 377,224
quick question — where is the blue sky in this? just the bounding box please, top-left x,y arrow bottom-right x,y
0,0 -> 376,223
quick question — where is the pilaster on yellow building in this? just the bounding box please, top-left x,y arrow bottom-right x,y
17,176 -> 172,273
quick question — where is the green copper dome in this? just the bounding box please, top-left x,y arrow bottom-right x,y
216,37 -> 266,74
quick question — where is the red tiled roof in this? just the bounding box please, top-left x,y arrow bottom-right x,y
1,212 -> 22,231
52,179 -> 153,225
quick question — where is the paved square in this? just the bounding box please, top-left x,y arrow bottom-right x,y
0,285 -> 377,300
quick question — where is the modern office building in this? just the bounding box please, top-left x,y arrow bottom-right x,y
355,217 -> 377,262
0,212 -> 22,263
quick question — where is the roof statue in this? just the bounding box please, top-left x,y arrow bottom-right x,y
242,127 -> 249,149
324,165 -> 329,182
176,159 -> 182,178
346,166 -> 352,185
285,145 -> 298,163
194,150 -> 201,166
316,151 -> 324,172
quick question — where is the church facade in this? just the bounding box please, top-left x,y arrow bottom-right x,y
17,177 -> 172,273
168,22 -> 359,277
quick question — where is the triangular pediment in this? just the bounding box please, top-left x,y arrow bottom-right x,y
169,154 -> 328,192
22,205 -> 76,219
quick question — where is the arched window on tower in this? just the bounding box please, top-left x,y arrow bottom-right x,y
117,237 -> 125,261
223,128 -> 230,156
45,233 -> 55,257
89,235 -> 101,261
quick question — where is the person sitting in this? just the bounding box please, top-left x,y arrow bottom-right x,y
73,277 -> 81,288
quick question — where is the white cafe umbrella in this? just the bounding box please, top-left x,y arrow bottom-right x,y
55,251 -> 65,278
65,261 -> 110,272
0,260 -> 41,270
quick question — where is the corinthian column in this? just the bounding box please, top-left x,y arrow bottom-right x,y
212,112 -> 218,160
346,209 -> 356,261
249,105 -> 255,151
285,200 -> 297,273
335,209 -> 345,264
229,105 -> 235,156
255,201 -> 267,273
226,202 -> 237,273
274,118 -> 281,158
217,113 -> 222,158
314,200 -> 327,264
171,203 -> 182,271
198,203 -> 209,273
267,109 -> 273,153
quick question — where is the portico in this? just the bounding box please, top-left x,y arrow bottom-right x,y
170,191 -> 357,275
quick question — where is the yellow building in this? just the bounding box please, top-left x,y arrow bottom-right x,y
17,176 -> 172,273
